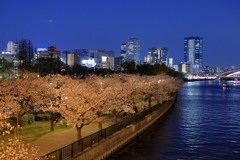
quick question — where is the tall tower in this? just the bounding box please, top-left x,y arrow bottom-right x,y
6,41 -> 18,55
144,47 -> 168,66
184,37 -> 203,68
155,48 -> 168,66
120,43 -> 127,59
144,47 -> 156,64
121,38 -> 140,64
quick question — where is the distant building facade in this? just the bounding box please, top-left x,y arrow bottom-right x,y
114,56 -> 123,71
67,53 -> 75,67
121,38 -> 140,64
120,43 -> 127,60
184,36 -> 203,68
144,47 -> 168,66
89,49 -> 115,68
65,49 -> 115,69
5,41 -> 18,55
169,58 -> 173,67
1,41 -> 18,63
72,49 -> 89,65
144,47 -> 156,65
36,46 -> 60,59
102,56 -> 115,70
173,63 -> 191,73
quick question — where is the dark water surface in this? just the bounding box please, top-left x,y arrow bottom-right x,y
108,81 -> 240,160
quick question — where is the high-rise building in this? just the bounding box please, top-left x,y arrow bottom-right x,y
184,37 -> 203,68
144,47 -> 156,64
121,38 -> 140,64
1,41 -> 18,63
144,47 -> 168,66
156,48 -> 168,66
169,58 -> 173,67
17,39 -> 34,69
120,43 -> 127,59
6,41 -> 18,55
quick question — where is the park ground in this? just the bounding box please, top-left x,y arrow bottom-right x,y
29,122 -> 112,157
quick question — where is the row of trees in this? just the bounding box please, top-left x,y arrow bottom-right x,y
0,72 -> 182,159
2,59 -> 182,81
121,61 -> 183,77
18,60 -> 181,78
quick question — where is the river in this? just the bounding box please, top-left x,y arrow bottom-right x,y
108,81 -> 240,159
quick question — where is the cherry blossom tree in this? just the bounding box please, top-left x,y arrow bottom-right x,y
56,77 -> 102,139
0,72 -> 44,137
104,74 -> 141,123
36,74 -> 67,131
0,101 -> 39,160
0,113 -> 13,136
84,75 -> 113,130
0,138 -> 39,160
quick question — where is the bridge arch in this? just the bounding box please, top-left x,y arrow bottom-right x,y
226,71 -> 240,77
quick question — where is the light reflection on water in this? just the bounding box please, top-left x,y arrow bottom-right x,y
108,81 -> 240,160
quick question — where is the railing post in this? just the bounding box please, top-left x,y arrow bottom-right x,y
81,140 -> 83,152
90,134 -> 93,147
59,149 -> 62,160
98,131 -> 100,143
104,128 -> 106,138
71,143 -> 73,158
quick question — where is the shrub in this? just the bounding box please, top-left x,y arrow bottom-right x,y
20,114 -> 35,126
28,114 -> 35,124
35,113 -> 52,121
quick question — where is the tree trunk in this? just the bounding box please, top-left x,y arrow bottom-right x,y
98,122 -> 103,130
76,125 -> 83,139
50,119 -> 54,131
14,116 -> 19,138
50,112 -> 55,131
148,98 -> 151,108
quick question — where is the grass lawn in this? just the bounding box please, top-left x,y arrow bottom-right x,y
1,121 -> 72,143
19,121 -> 72,143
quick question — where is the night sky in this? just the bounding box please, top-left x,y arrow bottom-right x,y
0,0 -> 240,68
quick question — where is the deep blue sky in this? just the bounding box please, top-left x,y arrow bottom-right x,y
0,0 -> 240,68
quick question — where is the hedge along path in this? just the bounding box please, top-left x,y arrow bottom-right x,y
29,122 -> 111,157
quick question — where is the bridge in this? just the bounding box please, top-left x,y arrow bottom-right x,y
183,75 -> 216,81
219,70 -> 240,80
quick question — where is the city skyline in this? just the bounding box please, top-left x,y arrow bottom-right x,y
0,0 -> 240,68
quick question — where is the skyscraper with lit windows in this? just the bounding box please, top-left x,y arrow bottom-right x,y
184,37 -> 203,68
144,47 -> 168,66
121,38 -> 140,64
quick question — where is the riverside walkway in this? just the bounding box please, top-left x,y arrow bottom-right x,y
30,123 -> 111,157
30,97 -> 176,159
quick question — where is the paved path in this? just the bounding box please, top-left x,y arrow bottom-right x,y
29,123 -> 110,157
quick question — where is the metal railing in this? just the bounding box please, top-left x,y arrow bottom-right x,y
43,101 -> 169,160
